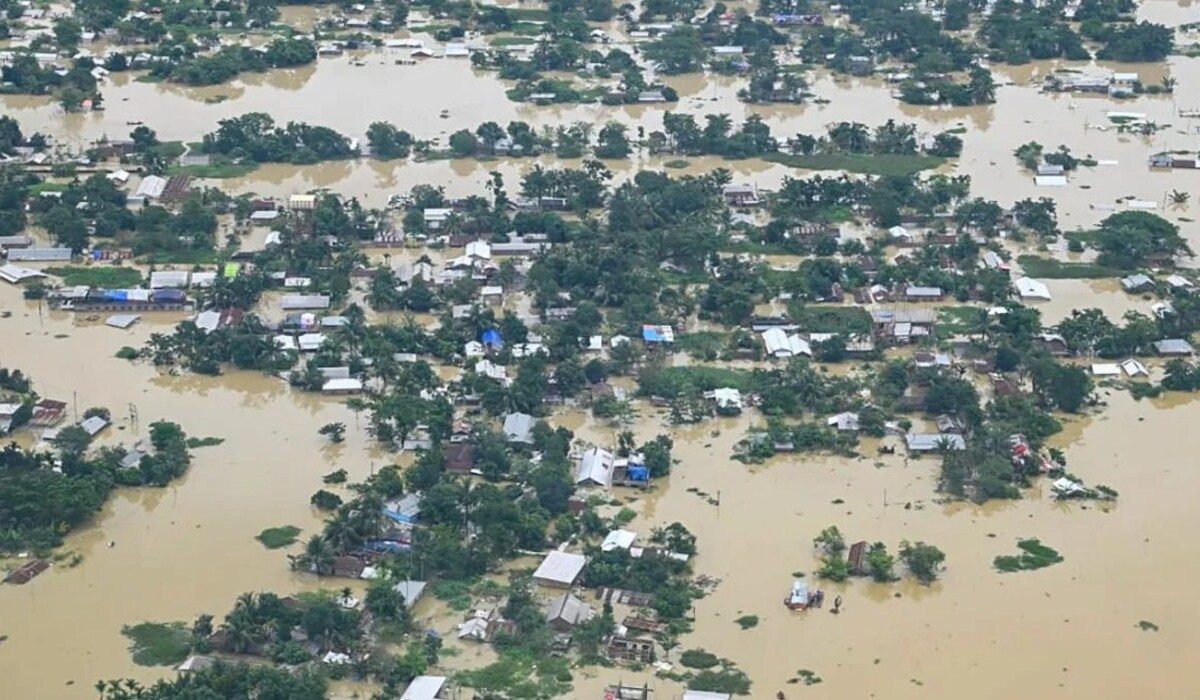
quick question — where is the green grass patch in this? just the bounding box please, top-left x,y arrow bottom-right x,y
511,22 -> 546,36
506,7 -> 552,21
638,366 -> 752,399
166,162 -> 258,179
679,649 -> 721,669
137,250 -> 220,265
688,666 -> 752,695
994,538 -> 1064,572
185,436 -> 224,448
762,152 -> 947,177
430,579 -> 474,611
28,181 -> 69,195
121,621 -> 191,667
256,525 -> 302,549
675,331 -> 729,359
455,648 -> 573,697
1016,255 -> 1120,279
788,304 -> 873,335
734,614 -> 759,629
659,269 -> 711,285
45,266 -> 143,288
490,36 -> 537,46
938,305 -> 985,335
663,159 -> 690,169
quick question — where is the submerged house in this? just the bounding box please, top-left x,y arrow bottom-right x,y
870,309 -> 936,344
575,446 -> 615,487
502,412 -> 535,444
382,493 -> 422,524
543,593 -> 594,632
532,550 -> 587,588
1154,338 -> 1194,356
761,327 -> 812,358
904,433 -> 966,452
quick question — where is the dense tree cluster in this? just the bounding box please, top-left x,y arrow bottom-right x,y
97,662 -> 326,700
201,112 -> 357,164
0,420 -> 194,552
0,52 -> 102,111
145,38 -> 317,86
1088,211 -> 1192,269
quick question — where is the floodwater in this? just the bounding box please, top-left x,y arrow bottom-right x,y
0,294 -> 387,697
4,2 -> 1200,697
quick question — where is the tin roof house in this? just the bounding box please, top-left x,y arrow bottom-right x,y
575,446 -> 614,487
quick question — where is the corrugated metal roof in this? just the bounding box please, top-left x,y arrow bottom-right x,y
400,676 -> 447,700
136,175 -> 167,198
281,294 -> 331,310
503,413 -> 535,443
533,550 -> 587,586
8,247 -> 72,262
575,446 -> 614,486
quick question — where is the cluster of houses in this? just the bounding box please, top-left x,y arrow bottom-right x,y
1046,71 -> 1141,97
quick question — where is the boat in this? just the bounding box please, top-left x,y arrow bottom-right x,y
784,579 -> 809,610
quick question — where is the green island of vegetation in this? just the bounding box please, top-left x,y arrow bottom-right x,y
994,539 -> 1064,572
256,525 -> 302,549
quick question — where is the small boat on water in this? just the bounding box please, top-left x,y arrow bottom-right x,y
784,579 -> 809,610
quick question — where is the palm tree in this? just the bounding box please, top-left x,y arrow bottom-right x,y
828,121 -> 871,153
324,510 -> 362,553
292,534 -> 335,575
233,592 -> 259,619
1170,189 -> 1190,205
221,610 -> 256,653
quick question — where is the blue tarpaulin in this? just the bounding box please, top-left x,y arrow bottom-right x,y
642,326 -> 662,342
626,465 -> 650,482
482,329 -> 503,346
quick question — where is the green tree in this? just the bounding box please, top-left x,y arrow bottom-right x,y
318,422 -> 346,443
1093,211 -> 1191,269
865,542 -> 897,582
643,26 -> 707,74
813,525 -> 845,555
448,129 -> 479,157
899,540 -> 945,584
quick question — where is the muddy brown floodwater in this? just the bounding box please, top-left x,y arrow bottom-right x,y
4,2 -> 1200,697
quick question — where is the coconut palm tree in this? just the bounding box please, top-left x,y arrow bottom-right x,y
1170,189 -> 1190,205
291,534 -> 335,575
220,609 -> 257,654
233,592 -> 259,619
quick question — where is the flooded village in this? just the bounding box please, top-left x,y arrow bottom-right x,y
3,0 -> 1200,698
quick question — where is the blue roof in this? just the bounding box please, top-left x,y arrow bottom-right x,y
642,326 -> 663,342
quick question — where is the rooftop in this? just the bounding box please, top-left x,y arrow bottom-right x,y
533,550 -> 587,586
400,675 -> 447,700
